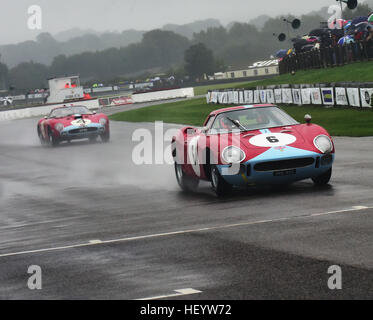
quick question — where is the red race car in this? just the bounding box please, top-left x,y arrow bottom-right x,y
37,105 -> 110,146
172,104 -> 335,196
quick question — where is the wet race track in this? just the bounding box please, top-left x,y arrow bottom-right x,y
0,102 -> 373,299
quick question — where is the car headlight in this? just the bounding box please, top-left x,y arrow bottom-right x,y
222,146 -> 246,164
99,118 -> 107,125
314,135 -> 333,154
54,123 -> 64,132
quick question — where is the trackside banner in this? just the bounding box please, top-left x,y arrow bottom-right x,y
292,89 -> 301,105
267,89 -> 275,104
335,88 -> 348,106
301,88 -> 311,105
310,88 -> 322,105
321,88 -> 334,106
254,90 -> 260,103
282,89 -> 293,104
207,85 -> 372,108
244,90 -> 253,104
360,88 -> 373,107
274,89 -> 282,103
346,88 -> 360,107
260,90 -> 267,103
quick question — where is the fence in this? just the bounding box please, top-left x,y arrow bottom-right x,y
207,83 -> 373,108
279,40 -> 373,74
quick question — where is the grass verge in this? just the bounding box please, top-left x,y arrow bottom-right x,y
237,61 -> 373,88
192,61 -> 373,92
109,98 -> 373,137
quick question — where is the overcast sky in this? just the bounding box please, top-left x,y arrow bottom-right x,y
0,0 -> 338,44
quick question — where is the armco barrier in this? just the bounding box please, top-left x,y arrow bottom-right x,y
98,96 -> 133,107
207,84 -> 373,108
0,87 -> 195,121
131,88 -> 194,103
0,99 -> 100,121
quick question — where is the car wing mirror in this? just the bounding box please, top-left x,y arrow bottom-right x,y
304,114 -> 312,124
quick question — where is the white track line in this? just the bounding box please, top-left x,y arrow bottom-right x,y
136,288 -> 202,300
0,205 -> 372,259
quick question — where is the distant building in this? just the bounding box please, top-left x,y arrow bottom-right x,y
213,60 -> 279,80
47,76 -> 84,103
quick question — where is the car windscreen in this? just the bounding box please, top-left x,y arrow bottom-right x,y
49,106 -> 92,118
210,107 -> 299,133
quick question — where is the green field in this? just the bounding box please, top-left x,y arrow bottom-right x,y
110,61 -> 373,137
109,98 -> 373,137
238,60 -> 373,88
110,98 -> 215,125
193,61 -> 373,95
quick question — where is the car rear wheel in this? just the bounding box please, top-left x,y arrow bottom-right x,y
47,127 -> 60,147
174,162 -> 199,192
210,165 -> 232,197
312,168 -> 332,185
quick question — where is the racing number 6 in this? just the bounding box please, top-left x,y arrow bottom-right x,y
266,136 -> 279,143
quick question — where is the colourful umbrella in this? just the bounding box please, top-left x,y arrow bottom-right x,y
351,16 -> 368,25
344,20 -> 352,30
275,49 -> 288,58
338,35 -> 354,45
306,36 -> 319,42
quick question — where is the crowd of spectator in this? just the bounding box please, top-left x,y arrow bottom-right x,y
279,14 -> 373,73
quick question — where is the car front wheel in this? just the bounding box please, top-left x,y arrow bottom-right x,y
37,126 -> 47,146
312,168 -> 332,185
100,130 -> 110,143
174,162 -> 199,192
210,165 -> 232,197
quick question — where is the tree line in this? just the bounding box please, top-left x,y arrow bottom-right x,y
0,3 -> 371,92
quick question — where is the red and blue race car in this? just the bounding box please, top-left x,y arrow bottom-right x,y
172,104 -> 335,196
37,105 -> 110,146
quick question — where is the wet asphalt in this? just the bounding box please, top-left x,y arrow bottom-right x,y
0,102 -> 372,299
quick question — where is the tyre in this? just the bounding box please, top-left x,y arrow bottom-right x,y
174,162 -> 199,192
47,127 -> 60,147
100,130 -> 110,143
210,165 -> 232,197
312,168 -> 332,185
37,126 -> 47,146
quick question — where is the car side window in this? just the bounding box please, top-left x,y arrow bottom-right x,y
49,110 -> 57,118
204,116 -> 215,129
210,114 -> 234,133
